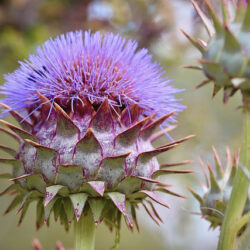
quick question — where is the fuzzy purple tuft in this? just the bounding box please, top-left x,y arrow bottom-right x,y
0,30 -> 184,123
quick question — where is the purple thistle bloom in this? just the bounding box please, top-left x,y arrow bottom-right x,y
0,30 -> 192,240
1,30 -> 184,123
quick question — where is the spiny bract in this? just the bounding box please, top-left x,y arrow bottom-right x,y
0,31 -> 191,234
188,147 -> 250,229
183,0 -> 250,105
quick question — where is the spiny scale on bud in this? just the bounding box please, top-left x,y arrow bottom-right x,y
188,147 -> 250,229
0,31 -> 191,234
182,0 -> 250,106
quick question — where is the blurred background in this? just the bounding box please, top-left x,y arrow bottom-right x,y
0,0 -> 243,249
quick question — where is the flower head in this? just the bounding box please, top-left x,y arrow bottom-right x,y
188,147 -> 250,229
0,31 -> 190,244
1,30 -> 184,123
182,0 -> 250,106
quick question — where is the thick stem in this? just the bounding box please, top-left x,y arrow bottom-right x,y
74,211 -> 96,250
218,109 -> 250,250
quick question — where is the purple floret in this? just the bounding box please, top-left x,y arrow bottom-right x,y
0,30 -> 184,123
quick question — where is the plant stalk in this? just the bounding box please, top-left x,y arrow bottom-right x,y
74,211 -> 96,250
218,108 -> 250,250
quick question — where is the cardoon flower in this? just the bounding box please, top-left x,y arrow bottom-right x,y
0,31 -> 191,249
182,0 -> 250,107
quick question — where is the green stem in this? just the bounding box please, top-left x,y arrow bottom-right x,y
74,211 -> 96,250
218,110 -> 250,250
